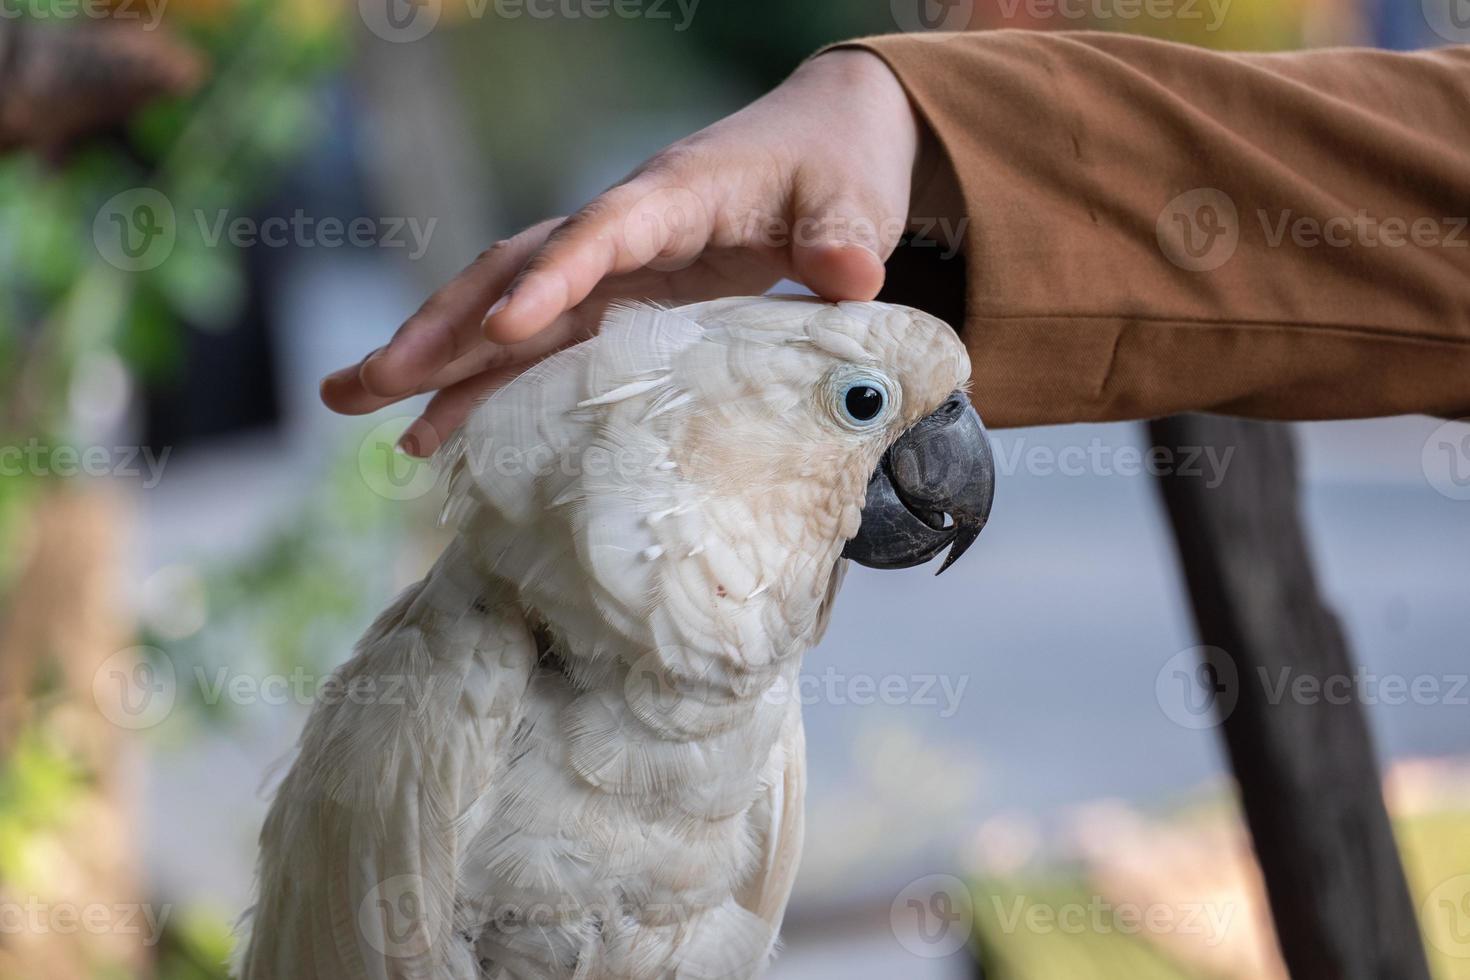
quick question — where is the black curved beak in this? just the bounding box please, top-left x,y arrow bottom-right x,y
841,391 -> 995,575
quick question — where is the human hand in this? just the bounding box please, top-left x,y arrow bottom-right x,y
321,49 -> 931,456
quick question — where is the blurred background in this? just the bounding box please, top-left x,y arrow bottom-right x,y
1,0 -> 1468,977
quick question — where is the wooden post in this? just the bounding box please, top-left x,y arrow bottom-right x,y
0,488 -> 147,978
1148,415 -> 1429,980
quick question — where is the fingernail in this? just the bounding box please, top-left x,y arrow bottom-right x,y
396,431 -> 421,456
830,239 -> 880,259
320,365 -> 356,396
484,293 -> 512,322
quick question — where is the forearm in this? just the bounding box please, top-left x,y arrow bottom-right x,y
841,31 -> 1470,426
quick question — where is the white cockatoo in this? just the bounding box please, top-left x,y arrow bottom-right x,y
237,296 -> 994,980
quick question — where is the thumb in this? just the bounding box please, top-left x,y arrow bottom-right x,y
787,194 -> 893,302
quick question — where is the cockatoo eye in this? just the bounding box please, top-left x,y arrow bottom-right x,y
830,372 -> 896,430
844,384 -> 885,423
829,367 -> 893,429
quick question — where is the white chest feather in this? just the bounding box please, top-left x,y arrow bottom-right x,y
456,652 -> 802,980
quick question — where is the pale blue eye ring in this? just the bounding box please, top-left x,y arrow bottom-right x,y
830,371 -> 897,430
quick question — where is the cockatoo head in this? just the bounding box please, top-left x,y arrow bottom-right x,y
659,296 -> 994,574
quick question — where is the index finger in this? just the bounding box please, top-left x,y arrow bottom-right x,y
482,180 -> 714,345
343,221 -> 556,402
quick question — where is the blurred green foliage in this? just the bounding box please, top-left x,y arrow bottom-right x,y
0,3 -> 347,976
152,913 -> 236,980
0,0 -> 346,446
0,730 -> 89,888
1402,810 -> 1470,980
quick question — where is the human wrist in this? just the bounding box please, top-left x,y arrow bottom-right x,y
803,46 -> 959,239
802,48 -> 920,169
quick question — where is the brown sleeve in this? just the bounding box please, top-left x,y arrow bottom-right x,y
838,31 -> 1470,428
